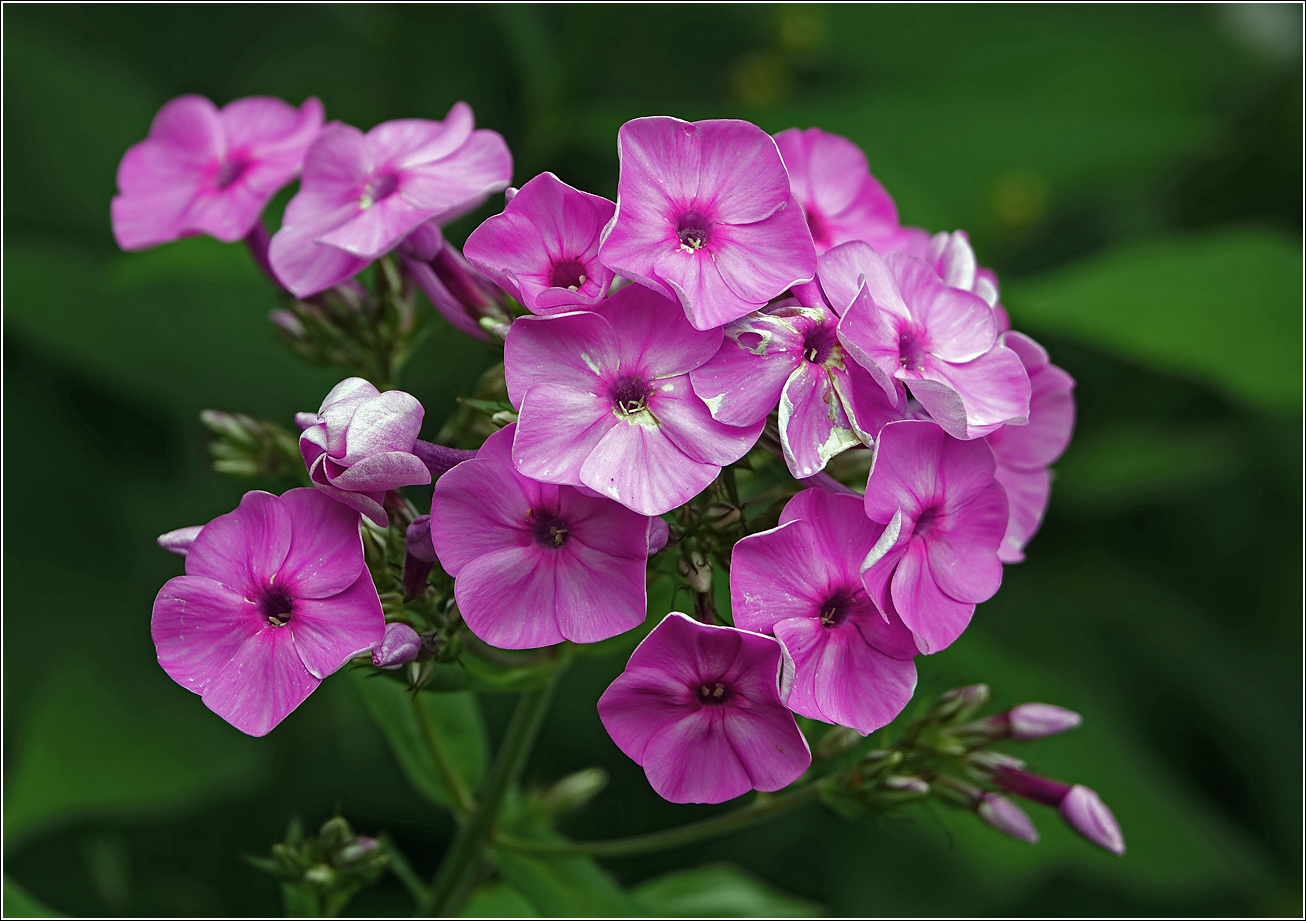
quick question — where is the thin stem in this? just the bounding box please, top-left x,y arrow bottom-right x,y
412,693 -> 476,818
492,782 -> 820,858
378,833 -> 430,909
422,665 -> 565,916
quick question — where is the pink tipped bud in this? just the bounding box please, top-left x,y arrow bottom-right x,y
157,525 -> 203,557
371,623 -> 421,670
1059,785 -> 1126,856
977,792 -> 1039,843
992,766 -> 1072,807
1007,703 -> 1083,740
405,515 -> 436,563
269,308 -> 306,339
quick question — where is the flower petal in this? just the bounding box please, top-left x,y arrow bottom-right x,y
890,539 -> 975,654
152,576 -> 262,696
455,546 -> 564,649
186,490 -> 292,595
513,384 -> 619,488
290,573 -> 386,678
200,627 -> 320,737
276,488 -> 365,599
580,418 -> 719,516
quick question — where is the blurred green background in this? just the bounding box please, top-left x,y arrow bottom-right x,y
3,4 -> 1301,917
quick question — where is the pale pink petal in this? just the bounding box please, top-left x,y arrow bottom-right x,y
290,573 -> 386,678
454,546 -> 563,649
924,344 -> 1032,436
890,540 -> 974,654
689,310 -> 806,425
200,627 -> 319,737
711,202 -> 817,307
779,363 -> 858,478
927,481 -> 1007,603
579,421 -> 718,516
885,253 -> 995,363
553,542 -> 647,643
431,429 -> 534,575
512,384 -> 619,488
995,465 -> 1051,563
603,284 -> 723,380
152,576 -> 262,695
186,491 -> 292,595
652,377 -> 762,467
731,520 -> 841,635
276,488 -> 365,599
504,311 -> 619,405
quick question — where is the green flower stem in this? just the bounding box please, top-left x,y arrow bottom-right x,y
492,782 -> 821,858
422,664 -> 566,916
378,833 -> 430,908
412,693 -> 476,819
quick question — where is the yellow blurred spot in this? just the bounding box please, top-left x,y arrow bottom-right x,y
777,5 -> 828,53
732,52 -> 789,108
989,168 -> 1050,229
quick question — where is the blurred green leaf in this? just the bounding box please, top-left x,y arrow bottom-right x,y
349,671 -> 487,810
459,882 -> 537,918
1008,230 -> 1301,412
633,863 -> 821,917
3,661 -> 263,847
2,876 -> 64,918
1055,421 -> 1240,510
491,824 -> 642,918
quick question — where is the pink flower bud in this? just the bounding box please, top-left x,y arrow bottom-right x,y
977,792 -> 1039,843
371,623 -> 421,670
1059,785 -> 1126,856
1007,703 -> 1083,740
157,525 -> 203,557
405,515 -> 436,563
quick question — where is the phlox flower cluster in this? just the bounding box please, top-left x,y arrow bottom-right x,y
127,97 -> 1077,810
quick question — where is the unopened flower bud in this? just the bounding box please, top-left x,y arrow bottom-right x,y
702,501 -> 742,531
883,775 -> 930,794
977,792 -> 1039,843
304,864 -> 335,886
817,725 -> 861,759
334,837 -> 380,865
932,683 -> 991,722
1007,703 -> 1083,740
371,623 -> 421,670
1059,785 -> 1125,856
489,409 -> 518,426
677,551 -> 713,593
269,308 -> 306,340
967,750 -> 1026,774
157,525 -> 203,557
406,515 -> 437,563
537,767 -> 609,814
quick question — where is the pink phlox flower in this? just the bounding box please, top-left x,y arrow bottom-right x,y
983,332 -> 1076,562
773,126 -> 914,254
826,241 -> 1031,440
151,488 -> 384,737
464,172 -> 616,314
690,285 -> 907,478
299,378 -> 431,528
732,488 -> 918,735
917,230 -> 1012,332
598,116 -> 817,331
505,283 -> 762,516
597,611 -> 811,804
993,768 -> 1125,856
113,94 -> 324,250
268,103 -> 512,297
430,425 -> 665,649
861,420 -> 1008,654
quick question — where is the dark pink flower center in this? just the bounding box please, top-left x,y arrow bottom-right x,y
260,585 -> 295,626
804,206 -> 830,247
612,376 -> 651,416
803,326 -> 839,366
676,211 -> 712,251
899,327 -> 929,372
914,505 -> 943,540
549,259 -> 588,290
818,587 -> 859,627
697,681 -> 731,705
214,154 -> 252,190
360,172 -> 399,209
530,510 -> 570,548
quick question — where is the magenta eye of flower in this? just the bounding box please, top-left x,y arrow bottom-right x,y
612,377 -> 651,416
214,155 -> 252,191
359,172 -> 399,210
549,259 -> 588,291
802,327 -> 839,366
259,585 -> 295,627
530,510 -> 571,548
697,681 -> 730,705
898,327 -> 929,371
818,587 -> 859,627
675,211 -> 712,252
914,505 -> 943,539
803,206 -> 830,247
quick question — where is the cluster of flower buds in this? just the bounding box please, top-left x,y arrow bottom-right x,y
820,684 -> 1124,855
246,816 -> 388,917
122,93 -> 1098,848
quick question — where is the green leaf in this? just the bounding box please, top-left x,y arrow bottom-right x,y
348,671 -> 487,810
2,876 -> 64,918
633,863 -> 822,917
3,660 -> 263,847
1007,230 -> 1301,412
459,882 -> 537,918
491,826 -> 642,917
